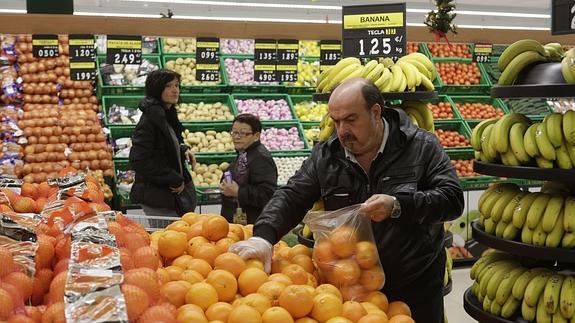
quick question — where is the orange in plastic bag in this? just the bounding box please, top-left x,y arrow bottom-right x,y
303,204 -> 385,301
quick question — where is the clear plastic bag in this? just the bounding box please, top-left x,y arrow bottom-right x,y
303,204 -> 386,301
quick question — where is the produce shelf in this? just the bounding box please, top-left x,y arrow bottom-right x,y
491,62 -> 575,98
312,91 -> 439,102
473,161 -> 575,183
231,93 -> 298,123
96,55 -> 162,96
449,95 -> 509,122
432,58 -> 492,95
162,54 -> 227,93
463,288 -> 527,323
471,220 -> 575,263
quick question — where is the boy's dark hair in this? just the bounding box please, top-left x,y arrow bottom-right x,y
144,69 -> 181,102
233,114 -> 263,133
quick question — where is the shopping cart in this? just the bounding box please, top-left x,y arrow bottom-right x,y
124,214 -> 181,232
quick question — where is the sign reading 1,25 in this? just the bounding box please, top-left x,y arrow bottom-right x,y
106,35 -> 142,65
342,3 -> 406,60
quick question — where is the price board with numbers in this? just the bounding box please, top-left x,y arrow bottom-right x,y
320,40 -> 342,71
551,0 -> 575,35
106,35 -> 142,65
254,39 -> 277,82
69,34 -> 96,81
473,44 -> 493,63
32,34 -> 59,58
196,37 -> 220,82
276,39 -> 298,83
342,3 -> 406,60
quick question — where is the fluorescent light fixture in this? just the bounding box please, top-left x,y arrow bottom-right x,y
173,14 -> 341,24
123,0 -> 341,10
0,9 -> 27,14
458,24 -> 550,30
455,10 -> 550,19
74,11 -> 161,18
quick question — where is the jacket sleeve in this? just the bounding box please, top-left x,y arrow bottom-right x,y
237,154 -> 277,210
253,148 -> 322,245
395,135 -> 464,225
129,122 -> 184,188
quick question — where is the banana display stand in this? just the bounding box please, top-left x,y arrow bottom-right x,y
462,60 -> 575,322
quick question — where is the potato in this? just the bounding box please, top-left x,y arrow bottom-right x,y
182,130 -> 234,153
165,56 -> 220,86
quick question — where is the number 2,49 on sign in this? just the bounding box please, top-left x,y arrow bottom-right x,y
114,53 -> 137,64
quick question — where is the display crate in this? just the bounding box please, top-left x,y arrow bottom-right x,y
182,122 -> 235,156
192,155 -> 235,204
162,54 -> 227,93
96,36 -> 160,55
501,97 -> 553,119
221,56 -> 284,93
159,37 -> 197,55
96,55 -> 162,96
284,58 -> 320,94
432,58 -> 491,94
261,121 -> 311,153
434,120 -> 473,152
426,42 -> 473,59
112,159 -> 135,210
449,95 -> 509,122
290,94 -> 326,127
178,94 -> 238,124
107,125 -> 135,160
425,95 -> 463,121
101,95 -> 143,127
231,93 -> 298,122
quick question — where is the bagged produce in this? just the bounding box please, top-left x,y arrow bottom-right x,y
304,204 -> 385,301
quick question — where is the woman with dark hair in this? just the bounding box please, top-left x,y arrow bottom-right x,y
220,114 -> 278,224
129,69 -> 197,216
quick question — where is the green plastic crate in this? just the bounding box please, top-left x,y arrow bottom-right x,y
432,58 -> 491,94
222,56 -> 284,93
434,120 -> 473,152
112,159 -> 136,210
448,95 -> 509,122
162,54 -> 227,93
182,122 -> 235,156
502,98 -> 553,119
426,43 -> 473,59
232,93 -> 298,122
96,36 -> 160,56
159,37 -> 197,55
191,155 -> 235,204
481,60 -> 501,85
285,58 -> 320,94
300,122 -> 320,148
298,40 -> 320,59
426,95 -> 463,121
97,55 -> 162,96
290,94 -> 327,126
261,121 -> 310,153
178,94 -> 237,124
101,95 -> 143,126
107,125 -> 135,160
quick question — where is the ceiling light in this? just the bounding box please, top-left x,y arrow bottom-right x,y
173,15 -> 341,24
458,24 -> 550,30
74,11 -> 162,18
0,9 -> 27,14
123,0 -> 341,10
455,10 -> 550,19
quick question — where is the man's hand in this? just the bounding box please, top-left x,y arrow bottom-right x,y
359,194 -> 395,222
170,182 -> 185,194
229,237 -> 273,273
185,149 -> 196,169
220,180 -> 239,197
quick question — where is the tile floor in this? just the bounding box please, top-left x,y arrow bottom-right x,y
445,267 -> 475,322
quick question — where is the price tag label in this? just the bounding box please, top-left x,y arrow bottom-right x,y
473,43 -> 493,63
552,0 -> 575,35
69,62 -> 96,81
320,40 -> 342,71
106,35 -> 142,65
276,39 -> 298,83
32,34 -> 59,58
342,3 -> 406,60
254,39 -> 277,82
196,37 -> 220,82
69,34 -> 96,81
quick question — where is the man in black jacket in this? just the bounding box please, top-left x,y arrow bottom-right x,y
230,78 -> 464,322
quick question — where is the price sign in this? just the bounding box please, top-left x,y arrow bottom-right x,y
254,39 -> 277,82
342,3 -> 406,60
32,34 -> 59,58
196,37 -> 220,82
473,44 -> 493,63
69,35 -> 96,81
552,0 -> 575,35
320,40 -> 342,71
276,39 -> 298,83
106,35 -> 142,65
69,62 -> 96,81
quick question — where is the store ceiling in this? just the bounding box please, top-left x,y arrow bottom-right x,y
1,0 -> 553,30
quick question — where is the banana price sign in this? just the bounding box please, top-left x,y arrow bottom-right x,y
473,44 -> 493,63
342,3 -> 406,60
106,35 -> 142,65
196,37 -> 220,82
551,0 -> 575,35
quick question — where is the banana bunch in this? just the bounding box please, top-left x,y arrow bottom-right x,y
470,250 -> 575,321
393,101 -> 434,132
471,111 -> 575,169
477,181 -> 575,249
316,53 -> 436,93
561,48 -> 575,84
318,110 -> 335,142
497,40 -> 565,85
444,247 -> 453,287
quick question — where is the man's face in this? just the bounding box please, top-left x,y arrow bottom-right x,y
328,90 -> 381,156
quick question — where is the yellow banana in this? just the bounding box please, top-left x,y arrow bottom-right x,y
360,60 -> 379,78
564,197 -> 575,233
537,291 -> 553,323
509,122 -> 531,164
562,110 -> 575,145
545,113 -> 564,148
501,192 -> 527,223
560,275 -> 575,318
512,192 -> 538,229
536,156 -> 555,169
546,207 -> 565,248
389,65 -> 404,92
543,274 -> 565,314
324,62 -> 362,92
524,271 -> 552,307
495,266 -> 527,305
541,195 -> 565,233
556,141 -> 574,170
526,193 -> 552,229
365,63 -> 386,83
498,39 -> 546,71
536,122 -> 557,161
524,123 -> 542,158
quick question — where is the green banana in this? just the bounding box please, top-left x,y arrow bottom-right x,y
542,195 -> 565,233
484,218 -> 496,234
495,219 -> 508,237
557,141 -> 574,170
492,113 -> 531,153
513,268 -> 549,300
482,124 -> 500,163
490,298 -> 503,316
501,192 -> 527,223
501,150 -> 521,166
498,39 -> 546,71
524,123 -> 542,158
472,280 -> 480,296
545,113 -> 564,148
503,222 -> 519,240
496,266 -> 527,305
526,193 -> 552,229
509,122 -> 531,164
360,60 -> 379,78
522,299 -> 537,321
553,311 -> 569,323
379,57 -> 395,68
471,118 -> 498,151
482,184 -> 520,218
561,54 -> 575,84
562,232 -> 575,248
537,291 -> 553,323
498,50 -> 546,85
536,156 -> 555,169
513,192 -> 538,229
478,185 -> 498,214
563,110 -> 575,145
501,296 -> 521,319
522,223 -> 535,244
483,295 -> 493,312
536,122 -> 558,161
543,274 -> 565,314
564,197 -> 575,232
560,275 -> 575,319
567,141 -> 575,166
524,271 -> 552,307
546,207 -> 566,248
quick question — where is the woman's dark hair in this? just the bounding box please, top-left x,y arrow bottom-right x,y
233,114 -> 262,133
144,69 -> 181,102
